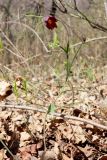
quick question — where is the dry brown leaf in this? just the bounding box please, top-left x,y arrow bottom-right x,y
0,111 -> 12,119
21,151 -> 31,160
0,81 -> 12,101
12,114 -> 24,122
0,149 -> 4,160
40,150 -> 57,160
54,142 -> 59,156
30,156 -> 38,160
72,125 -> 86,144
92,134 -> 99,142
20,144 -> 37,154
61,153 -> 72,160
20,132 -> 30,141
78,145 -> 95,158
98,155 -> 107,160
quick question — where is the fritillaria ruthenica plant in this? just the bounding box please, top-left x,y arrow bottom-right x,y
44,16 -> 57,30
44,0 -> 57,30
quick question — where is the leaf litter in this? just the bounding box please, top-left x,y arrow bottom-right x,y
0,68 -> 107,159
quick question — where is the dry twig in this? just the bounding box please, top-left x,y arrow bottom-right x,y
1,104 -> 107,131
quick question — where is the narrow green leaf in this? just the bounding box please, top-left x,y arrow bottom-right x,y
60,41 -> 70,53
0,38 -> 3,50
13,81 -> 18,98
66,41 -> 70,53
47,103 -> 56,114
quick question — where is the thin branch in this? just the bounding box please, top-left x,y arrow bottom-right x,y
0,21 -> 50,53
55,0 -> 67,13
70,42 -> 84,66
0,139 -> 19,160
1,104 -> 107,131
73,0 -> 107,33
71,36 -> 107,48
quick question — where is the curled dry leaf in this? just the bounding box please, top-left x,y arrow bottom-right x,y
0,81 -> 12,101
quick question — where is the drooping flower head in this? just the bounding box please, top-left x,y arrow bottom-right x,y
44,16 -> 57,30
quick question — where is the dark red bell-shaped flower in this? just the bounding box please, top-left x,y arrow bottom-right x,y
44,16 -> 57,30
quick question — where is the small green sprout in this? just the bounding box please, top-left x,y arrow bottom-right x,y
13,80 -> 19,102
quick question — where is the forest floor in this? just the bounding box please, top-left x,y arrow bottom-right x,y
0,64 -> 107,160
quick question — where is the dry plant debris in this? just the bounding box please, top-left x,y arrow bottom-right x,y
0,81 -> 12,101
0,70 -> 107,159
